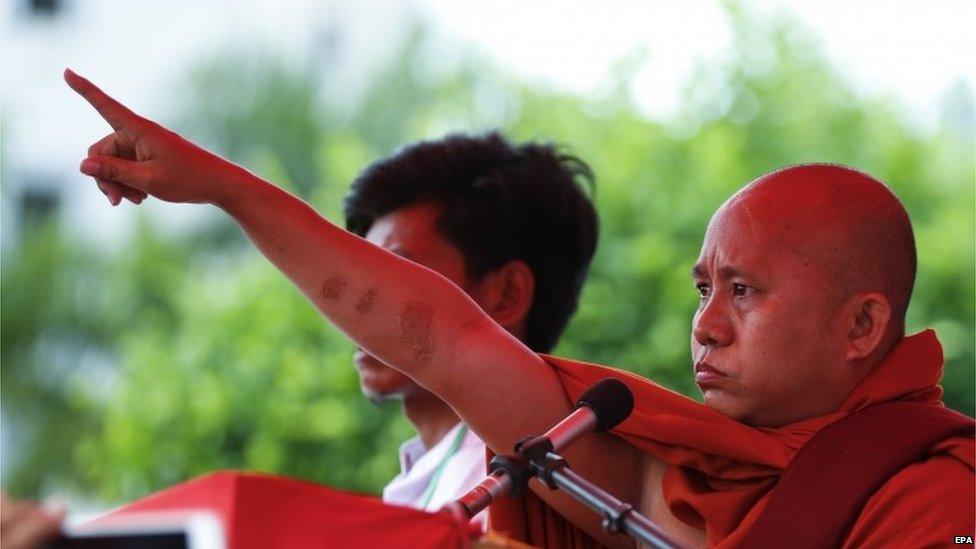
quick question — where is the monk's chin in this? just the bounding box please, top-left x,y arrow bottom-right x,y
701,390 -> 753,422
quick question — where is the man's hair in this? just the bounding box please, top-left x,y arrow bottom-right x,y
344,132 -> 599,353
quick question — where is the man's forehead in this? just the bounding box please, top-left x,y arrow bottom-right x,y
703,197 -> 773,246
694,163 -> 912,298
710,180 -> 834,242
722,163 -> 878,230
697,193 -> 821,278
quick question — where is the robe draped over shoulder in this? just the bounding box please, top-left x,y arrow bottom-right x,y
487,330 -> 975,548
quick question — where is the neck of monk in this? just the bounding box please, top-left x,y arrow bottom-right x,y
402,389 -> 462,450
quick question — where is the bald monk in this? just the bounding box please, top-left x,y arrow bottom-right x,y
56,69 -> 972,548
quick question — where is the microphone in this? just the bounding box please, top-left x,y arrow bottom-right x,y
517,377 -> 634,459
447,378 -> 634,520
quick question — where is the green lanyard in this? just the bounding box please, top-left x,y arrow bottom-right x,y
419,424 -> 470,509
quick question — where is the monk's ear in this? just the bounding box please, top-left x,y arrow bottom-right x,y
474,260 -> 535,331
843,292 -> 892,361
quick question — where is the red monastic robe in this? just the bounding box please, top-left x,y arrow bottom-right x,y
488,330 -> 975,547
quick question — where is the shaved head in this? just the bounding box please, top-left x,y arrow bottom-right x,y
692,164 -> 919,425
722,164 -> 916,335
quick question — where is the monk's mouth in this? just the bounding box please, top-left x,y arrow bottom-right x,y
694,361 -> 728,387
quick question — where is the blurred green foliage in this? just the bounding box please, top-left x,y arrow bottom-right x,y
2,8 -> 973,501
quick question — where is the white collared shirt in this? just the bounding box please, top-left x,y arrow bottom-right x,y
382,423 -> 488,529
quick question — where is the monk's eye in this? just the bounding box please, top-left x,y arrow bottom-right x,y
696,283 -> 711,299
732,283 -> 749,297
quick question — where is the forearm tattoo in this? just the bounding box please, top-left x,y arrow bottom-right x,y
355,288 -> 378,314
397,302 -> 435,364
321,276 -> 347,301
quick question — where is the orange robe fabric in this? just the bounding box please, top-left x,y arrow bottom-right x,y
488,330 -> 974,547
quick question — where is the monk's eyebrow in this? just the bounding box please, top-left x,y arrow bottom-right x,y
718,266 -> 755,280
692,264 -> 755,280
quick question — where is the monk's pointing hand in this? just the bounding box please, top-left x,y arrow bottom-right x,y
64,68 -> 232,206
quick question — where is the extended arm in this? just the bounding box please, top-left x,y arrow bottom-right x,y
209,168 -> 651,548
64,69 -> 667,547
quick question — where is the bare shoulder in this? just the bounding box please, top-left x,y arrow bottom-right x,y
637,454 -> 708,548
845,453 -> 974,547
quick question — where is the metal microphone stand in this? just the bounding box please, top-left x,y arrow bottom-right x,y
524,448 -> 680,549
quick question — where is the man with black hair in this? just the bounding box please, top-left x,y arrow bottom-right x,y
1,125 -> 599,549
341,133 -> 597,520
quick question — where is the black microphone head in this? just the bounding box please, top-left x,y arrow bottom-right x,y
575,378 -> 635,433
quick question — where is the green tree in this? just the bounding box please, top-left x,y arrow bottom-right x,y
2,7 -> 971,502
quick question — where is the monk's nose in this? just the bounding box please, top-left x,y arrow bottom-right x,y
693,296 -> 733,347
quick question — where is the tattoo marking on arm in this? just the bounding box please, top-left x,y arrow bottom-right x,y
355,288 -> 378,315
397,302 -> 434,363
321,276 -> 347,301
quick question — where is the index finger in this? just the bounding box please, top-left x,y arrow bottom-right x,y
63,68 -> 143,131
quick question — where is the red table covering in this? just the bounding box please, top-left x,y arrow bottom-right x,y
88,470 -> 470,548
